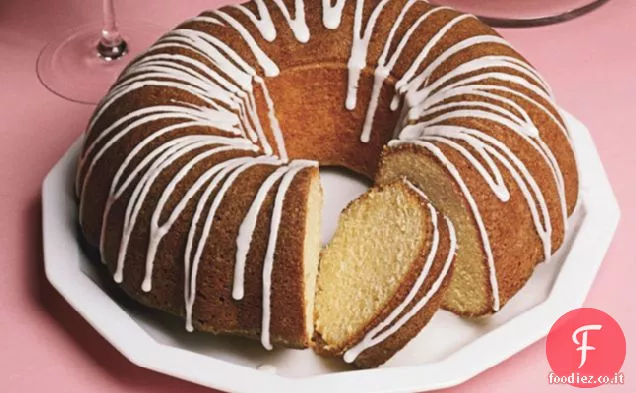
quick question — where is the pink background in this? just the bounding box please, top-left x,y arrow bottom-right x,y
0,0 -> 633,391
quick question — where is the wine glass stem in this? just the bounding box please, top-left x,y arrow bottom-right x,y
97,0 -> 129,61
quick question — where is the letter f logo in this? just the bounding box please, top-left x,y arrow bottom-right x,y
572,324 -> 602,368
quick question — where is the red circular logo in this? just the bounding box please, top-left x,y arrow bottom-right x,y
546,308 -> 626,388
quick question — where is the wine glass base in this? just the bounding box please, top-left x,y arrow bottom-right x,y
36,21 -> 164,105
431,0 -> 611,28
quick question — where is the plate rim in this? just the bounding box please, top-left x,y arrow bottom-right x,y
42,110 -> 620,393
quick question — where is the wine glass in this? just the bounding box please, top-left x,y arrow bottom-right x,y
36,0 -> 164,104
431,0 -> 611,27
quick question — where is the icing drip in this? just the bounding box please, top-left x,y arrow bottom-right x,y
390,139 -> 501,311
411,82 -> 569,229
395,52 -> 572,261
233,0 -> 310,43
260,160 -> 317,350
109,138 -> 256,284
422,128 -> 552,261
345,0 -> 392,111
77,106 -> 234,208
322,0 -> 347,29
273,0 -> 310,42
184,155 -> 282,330
360,5 -> 451,142
337,0 -> 567,312
200,14 -> 280,77
343,182 -> 457,363
78,7 -> 319,345
233,166 -> 291,300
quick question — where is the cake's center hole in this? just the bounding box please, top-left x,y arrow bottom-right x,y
319,166 -> 373,245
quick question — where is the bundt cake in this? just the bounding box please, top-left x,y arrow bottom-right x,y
75,0 -> 578,366
313,180 -> 456,367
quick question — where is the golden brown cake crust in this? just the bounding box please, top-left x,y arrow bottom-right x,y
378,142 -> 542,316
98,161 -> 319,348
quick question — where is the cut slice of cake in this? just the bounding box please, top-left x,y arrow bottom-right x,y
312,179 -> 456,368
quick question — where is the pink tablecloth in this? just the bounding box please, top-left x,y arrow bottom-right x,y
0,0 -> 633,392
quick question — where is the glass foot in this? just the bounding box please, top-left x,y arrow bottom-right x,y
36,21 -> 164,105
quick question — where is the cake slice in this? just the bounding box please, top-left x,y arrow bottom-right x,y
312,179 -> 456,368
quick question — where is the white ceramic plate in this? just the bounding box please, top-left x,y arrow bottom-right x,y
42,111 -> 619,393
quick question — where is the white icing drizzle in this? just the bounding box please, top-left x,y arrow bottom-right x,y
343,182 -> 457,363
77,0 -> 575,349
394,54 -> 571,261
78,9 -> 320,346
423,128 -> 552,261
337,0 -> 567,312
184,155 -> 283,330
390,139 -> 500,311
110,139 -> 256,284
322,0 -> 347,29
232,0 -> 309,43
260,160 -> 317,350
233,166 -> 291,301
412,89 -> 567,233
198,14 -> 280,77
360,5 -> 449,142
345,0 -> 392,111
